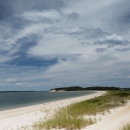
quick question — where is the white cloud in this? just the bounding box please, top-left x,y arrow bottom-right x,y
106,35 -> 123,41
0,0 -> 130,90
20,9 -> 62,22
0,55 -> 17,64
6,79 -> 17,82
15,83 -> 26,86
95,34 -> 129,48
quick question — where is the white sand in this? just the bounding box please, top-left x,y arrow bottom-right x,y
0,91 -> 103,130
0,91 -> 130,130
84,101 -> 130,130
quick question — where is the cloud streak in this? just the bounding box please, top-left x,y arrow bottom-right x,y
0,0 -> 130,90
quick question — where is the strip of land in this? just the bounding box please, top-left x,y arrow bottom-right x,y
0,91 -> 103,130
1,91 -> 130,130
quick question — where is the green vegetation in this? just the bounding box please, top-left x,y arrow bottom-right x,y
120,123 -> 130,130
50,86 -> 122,91
85,86 -> 121,90
33,91 -> 130,130
50,86 -> 84,91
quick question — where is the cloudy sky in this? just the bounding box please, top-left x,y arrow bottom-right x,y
0,0 -> 130,91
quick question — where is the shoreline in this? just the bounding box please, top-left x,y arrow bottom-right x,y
0,91 -> 103,130
0,91 -> 94,112
1,91 -> 130,130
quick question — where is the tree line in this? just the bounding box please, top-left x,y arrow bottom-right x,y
50,86 -> 130,91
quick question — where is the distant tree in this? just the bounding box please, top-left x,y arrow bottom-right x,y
49,86 -> 121,91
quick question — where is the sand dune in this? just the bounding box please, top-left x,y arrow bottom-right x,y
84,101 -> 130,130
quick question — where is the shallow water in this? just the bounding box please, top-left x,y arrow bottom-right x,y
0,91 -> 94,111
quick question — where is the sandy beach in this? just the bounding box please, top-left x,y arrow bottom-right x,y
0,91 -> 130,130
0,91 -> 103,130
84,101 -> 130,130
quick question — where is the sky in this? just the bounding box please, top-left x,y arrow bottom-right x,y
0,0 -> 130,91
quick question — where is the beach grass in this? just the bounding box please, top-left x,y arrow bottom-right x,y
33,91 -> 130,130
120,123 -> 130,130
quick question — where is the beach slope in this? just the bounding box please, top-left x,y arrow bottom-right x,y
0,91 -> 103,130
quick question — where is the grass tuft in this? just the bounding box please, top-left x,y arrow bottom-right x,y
33,91 -> 130,130
120,123 -> 130,130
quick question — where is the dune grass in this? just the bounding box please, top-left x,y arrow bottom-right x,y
33,91 -> 130,130
120,123 -> 130,130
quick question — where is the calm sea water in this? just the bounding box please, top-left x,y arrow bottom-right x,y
0,91 -> 94,111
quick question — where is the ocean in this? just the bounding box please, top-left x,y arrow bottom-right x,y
0,91 -> 94,111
